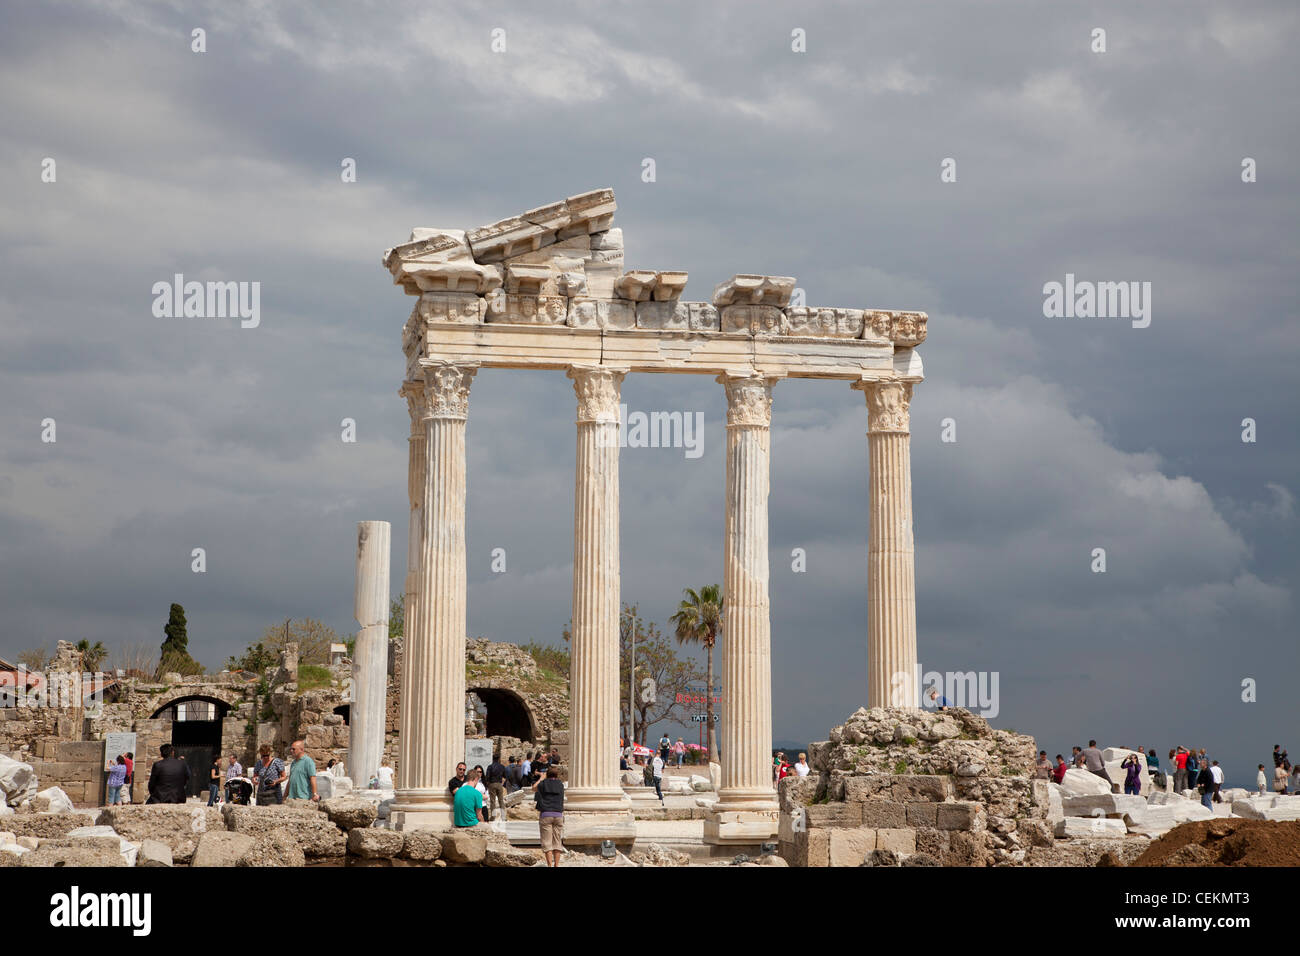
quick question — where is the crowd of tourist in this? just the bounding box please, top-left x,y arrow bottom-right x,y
1031,739 -> 1298,811
448,748 -> 567,867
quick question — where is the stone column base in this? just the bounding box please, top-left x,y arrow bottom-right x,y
563,788 -> 636,844
622,785 -> 662,809
703,808 -> 779,844
704,789 -> 779,844
390,790 -> 455,831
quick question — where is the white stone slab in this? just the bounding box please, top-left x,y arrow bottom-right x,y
1059,769 -> 1112,796
1055,817 -> 1127,839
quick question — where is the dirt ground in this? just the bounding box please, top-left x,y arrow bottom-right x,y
1132,818 -> 1300,867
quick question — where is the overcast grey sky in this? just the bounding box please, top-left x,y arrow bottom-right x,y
1,1 -> 1296,786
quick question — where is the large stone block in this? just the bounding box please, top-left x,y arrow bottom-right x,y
412,291 -> 484,325
137,839 -> 173,867
803,802 -> 862,829
797,827 -> 830,868
20,844 -> 124,867
1054,817 -> 1126,839
192,831 -> 257,867
634,300 -> 719,332
1062,793 -> 1147,822
567,297 -> 636,330
320,797 -> 377,830
1059,768 -> 1112,796
842,775 -> 894,802
859,800 -> 908,829
784,307 -> 864,338
777,774 -> 821,811
56,741 -> 103,762
876,828 -> 917,856
6,811 -> 99,839
720,304 -> 784,335
237,830 -> 306,867
98,805 -> 223,864
905,803 -> 939,827
440,829 -> 487,864
484,293 -> 567,326
828,827 -> 876,867
347,827 -> 404,859
935,802 -> 985,832
221,804 -> 346,857
891,775 -> 952,803
401,830 -> 442,861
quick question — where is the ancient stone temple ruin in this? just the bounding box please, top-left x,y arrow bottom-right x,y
382,188 -> 929,844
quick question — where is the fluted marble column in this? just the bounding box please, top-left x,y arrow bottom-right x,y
853,379 -> 918,710
564,365 -> 634,841
391,363 -> 476,828
351,520 -> 390,793
705,371 -> 779,845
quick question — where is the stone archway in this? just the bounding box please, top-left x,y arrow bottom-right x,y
150,694 -> 232,798
467,686 -> 539,742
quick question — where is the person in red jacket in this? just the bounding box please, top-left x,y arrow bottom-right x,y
1053,754 -> 1068,784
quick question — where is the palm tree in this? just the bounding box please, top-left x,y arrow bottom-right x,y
670,585 -> 722,764
75,640 -> 107,671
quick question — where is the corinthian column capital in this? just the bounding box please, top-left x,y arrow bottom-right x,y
718,372 -> 775,428
568,365 -> 625,424
854,379 -> 912,434
420,363 -> 478,420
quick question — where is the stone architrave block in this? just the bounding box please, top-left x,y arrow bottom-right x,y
875,828 -> 917,856
828,827 -> 876,866
784,307 -> 864,338
720,304 -> 784,335
413,292 -> 484,325
804,802 -> 862,829
935,802 -> 985,832
567,297 -> 637,330
859,800 -> 908,829
635,300 -> 719,331
711,274 -> 796,308
484,293 -> 567,326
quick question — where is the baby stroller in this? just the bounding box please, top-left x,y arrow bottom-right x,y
225,776 -> 253,805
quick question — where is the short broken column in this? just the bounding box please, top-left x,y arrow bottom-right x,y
352,520 -> 390,793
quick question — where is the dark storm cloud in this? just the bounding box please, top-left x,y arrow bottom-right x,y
0,0 -> 1295,786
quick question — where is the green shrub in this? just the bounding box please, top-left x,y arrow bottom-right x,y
893,759 -> 909,774
297,664 -> 332,691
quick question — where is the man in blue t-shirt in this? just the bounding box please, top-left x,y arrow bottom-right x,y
453,769 -> 484,827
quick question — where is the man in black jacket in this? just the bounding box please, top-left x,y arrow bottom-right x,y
147,744 -> 191,804
484,753 -> 508,820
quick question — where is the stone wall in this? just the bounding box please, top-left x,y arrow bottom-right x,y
779,706 -> 1054,866
2,637 -> 568,805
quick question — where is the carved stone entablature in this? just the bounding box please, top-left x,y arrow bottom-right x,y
712,274 -> 797,308
853,379 -> 912,433
719,372 -> 776,428
421,363 -> 478,420
568,366 -> 625,424
388,189 -> 929,380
